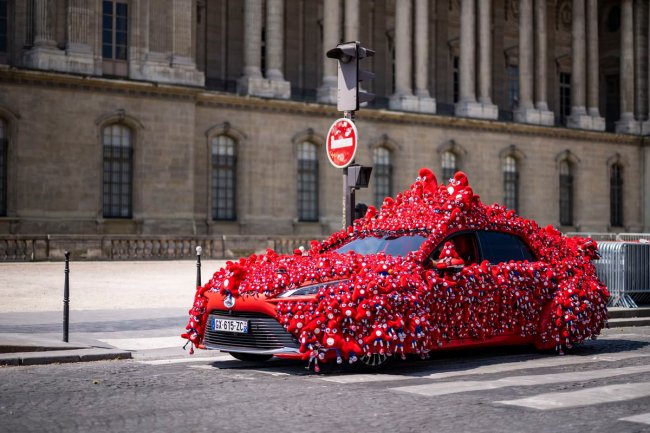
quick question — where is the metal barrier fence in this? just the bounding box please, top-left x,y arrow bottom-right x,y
595,241 -> 650,308
566,232 -> 650,242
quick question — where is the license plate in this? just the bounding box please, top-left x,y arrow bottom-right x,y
212,318 -> 249,333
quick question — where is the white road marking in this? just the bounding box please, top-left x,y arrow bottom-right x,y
98,336 -> 184,351
620,412 -> 650,425
391,364 -> 650,397
138,354 -> 233,365
319,352 -> 650,384
497,382 -> 650,410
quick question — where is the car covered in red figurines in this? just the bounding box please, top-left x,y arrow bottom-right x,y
182,168 -> 609,371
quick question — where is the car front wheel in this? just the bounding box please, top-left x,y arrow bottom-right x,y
228,352 -> 273,362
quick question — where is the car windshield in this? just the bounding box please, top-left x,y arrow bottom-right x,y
333,234 -> 428,257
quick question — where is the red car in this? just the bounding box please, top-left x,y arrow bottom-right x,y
182,169 -> 608,370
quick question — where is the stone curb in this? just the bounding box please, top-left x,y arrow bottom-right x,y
0,348 -> 132,366
608,317 -> 650,328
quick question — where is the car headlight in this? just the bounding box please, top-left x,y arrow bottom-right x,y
277,280 -> 349,298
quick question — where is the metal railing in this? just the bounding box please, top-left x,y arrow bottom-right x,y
566,232 -> 650,242
595,241 -> 650,308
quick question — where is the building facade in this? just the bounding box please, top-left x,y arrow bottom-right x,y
0,0 -> 649,257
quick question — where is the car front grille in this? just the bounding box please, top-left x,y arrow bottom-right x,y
203,310 -> 300,351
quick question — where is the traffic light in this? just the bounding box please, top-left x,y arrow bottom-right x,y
326,41 -> 375,112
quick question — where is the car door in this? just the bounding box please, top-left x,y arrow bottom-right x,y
475,231 -> 538,337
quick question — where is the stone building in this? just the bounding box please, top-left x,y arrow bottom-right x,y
0,0 -> 649,259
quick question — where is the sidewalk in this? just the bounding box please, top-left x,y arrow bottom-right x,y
0,259 -> 229,366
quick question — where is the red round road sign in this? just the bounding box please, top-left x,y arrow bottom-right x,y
326,118 -> 358,169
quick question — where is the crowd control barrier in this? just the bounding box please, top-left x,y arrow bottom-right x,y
595,241 -> 650,308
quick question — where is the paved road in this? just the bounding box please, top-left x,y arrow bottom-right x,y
1,326 -> 649,433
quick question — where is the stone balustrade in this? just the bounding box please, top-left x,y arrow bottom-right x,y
0,235 -> 315,262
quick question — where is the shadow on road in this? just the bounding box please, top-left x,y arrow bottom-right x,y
202,338 -> 649,377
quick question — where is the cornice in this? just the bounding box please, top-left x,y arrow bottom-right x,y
0,68 -> 643,146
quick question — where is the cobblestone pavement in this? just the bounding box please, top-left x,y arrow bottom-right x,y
1,326 -> 649,433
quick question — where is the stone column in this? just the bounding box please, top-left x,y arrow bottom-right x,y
265,0 -> 284,81
24,0 -> 71,72
242,0 -> 263,80
641,4 -> 650,133
238,0 -> 287,98
567,0 -> 590,129
455,0 -> 481,117
414,0 -> 436,113
389,0 -> 414,109
477,0 -> 497,118
520,0 -> 534,110
33,0 -> 55,46
343,0 -> 359,42
61,0 -> 96,74
457,0 -> 476,106
585,0 -> 604,130
514,0 -> 553,125
317,0 -> 341,104
66,0 -> 91,52
344,0 -> 359,42
616,0 -> 640,134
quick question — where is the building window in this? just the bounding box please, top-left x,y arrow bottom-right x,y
297,142 -> 319,222
503,155 -> 519,212
452,56 -> 460,103
507,66 -> 519,110
211,135 -> 237,221
373,147 -> 392,208
559,72 -> 571,125
610,164 -> 623,227
102,124 -> 133,218
441,151 -> 457,181
0,0 -> 7,56
102,0 -> 128,76
559,160 -> 573,226
0,118 -> 6,216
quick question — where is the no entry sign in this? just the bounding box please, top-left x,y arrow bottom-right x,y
326,118 -> 358,169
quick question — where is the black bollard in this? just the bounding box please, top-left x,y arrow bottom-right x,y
196,246 -> 202,288
63,251 -> 70,343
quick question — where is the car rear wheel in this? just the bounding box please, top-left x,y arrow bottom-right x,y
359,353 -> 392,370
229,352 -> 273,363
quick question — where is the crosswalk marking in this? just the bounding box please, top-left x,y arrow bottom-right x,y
390,364 -> 650,397
620,412 -> 650,425
319,352 -> 650,384
497,382 -> 650,410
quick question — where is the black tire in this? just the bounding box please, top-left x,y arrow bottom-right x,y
358,353 -> 393,370
229,352 -> 273,362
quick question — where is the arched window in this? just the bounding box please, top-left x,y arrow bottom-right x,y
297,142 -> 319,221
211,135 -> 237,220
0,118 -> 6,216
441,151 -> 457,181
559,160 -> 574,226
102,124 -> 133,218
503,155 -> 519,212
373,147 -> 392,208
610,163 -> 623,227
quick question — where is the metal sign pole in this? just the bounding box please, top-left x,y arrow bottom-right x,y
196,246 -> 202,288
63,251 -> 70,343
343,110 -> 356,229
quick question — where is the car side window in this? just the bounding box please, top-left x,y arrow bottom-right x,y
428,233 -> 479,266
476,231 -> 535,264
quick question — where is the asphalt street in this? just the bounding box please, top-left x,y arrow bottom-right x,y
1,326 -> 649,433
1,260 -> 650,432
